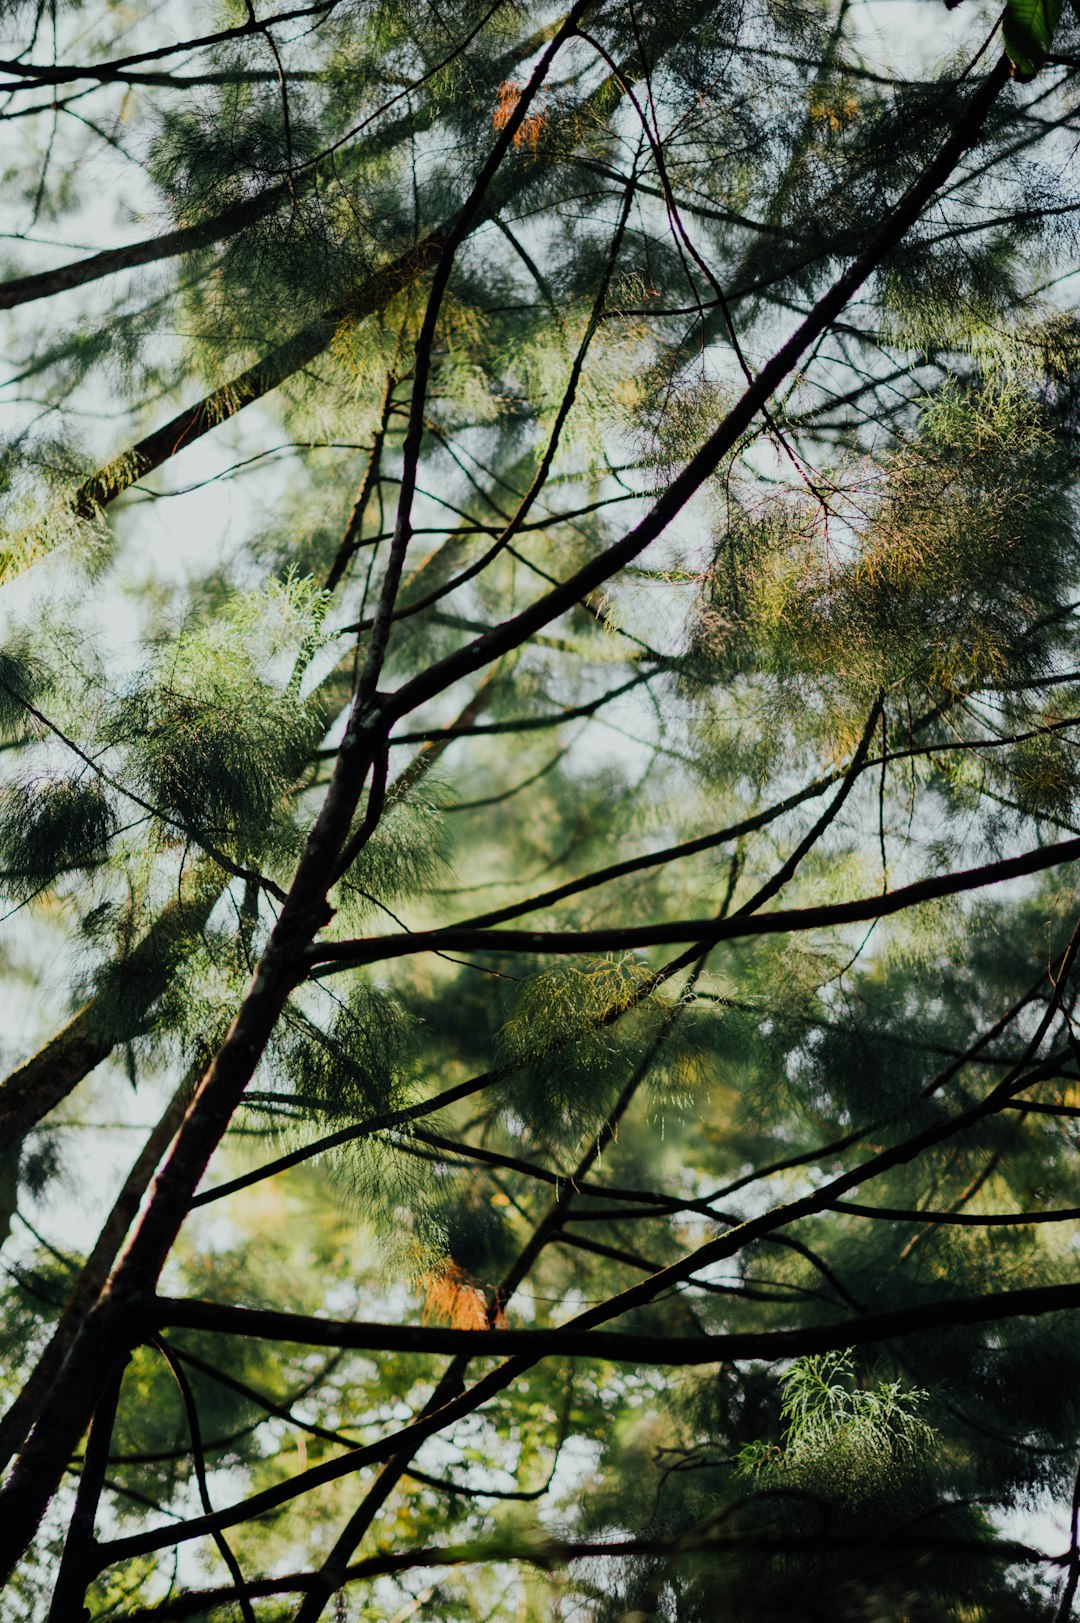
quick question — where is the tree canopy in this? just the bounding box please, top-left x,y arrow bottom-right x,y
3,0 -> 1080,1617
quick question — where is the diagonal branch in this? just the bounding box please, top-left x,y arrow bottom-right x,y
309,830 -> 1080,973
71,238 -> 441,520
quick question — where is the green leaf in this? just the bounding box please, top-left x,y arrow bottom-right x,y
1003,0 -> 1063,78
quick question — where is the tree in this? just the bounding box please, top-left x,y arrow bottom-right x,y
2,0 -> 1080,1615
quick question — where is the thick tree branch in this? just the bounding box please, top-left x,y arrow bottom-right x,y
104,1528 -> 1061,1623
151,1280 -> 1080,1365
310,831 -> 1080,972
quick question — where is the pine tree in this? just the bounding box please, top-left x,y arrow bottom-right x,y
2,0 -> 1080,1618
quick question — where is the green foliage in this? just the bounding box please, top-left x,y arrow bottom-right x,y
735,1352 -> 934,1505
494,956 -> 662,1145
694,380 -> 1077,734
276,986 -> 411,1124
0,643 -> 42,740
109,587 -> 323,864
81,869 -> 227,1049
338,780 -> 453,915
1004,0 -> 1064,78
0,774 -> 115,900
